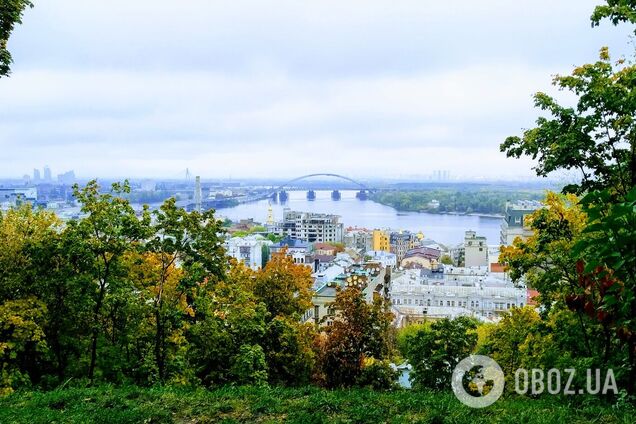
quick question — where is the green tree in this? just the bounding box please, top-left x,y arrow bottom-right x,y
230,344 -> 268,386
69,180 -> 149,382
480,307 -> 541,389
592,0 -> 636,31
500,2 -> 636,393
139,197 -> 224,383
187,263 -> 267,386
405,317 -> 477,390
262,317 -> 316,386
501,48 -> 636,197
0,0 -> 33,77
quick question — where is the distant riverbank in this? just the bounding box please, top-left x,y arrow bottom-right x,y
395,209 -> 503,218
369,189 -> 543,218
437,211 -> 504,218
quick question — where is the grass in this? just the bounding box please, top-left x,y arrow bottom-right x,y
0,385 -> 633,424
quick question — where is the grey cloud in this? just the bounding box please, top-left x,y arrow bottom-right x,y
0,0 -> 632,178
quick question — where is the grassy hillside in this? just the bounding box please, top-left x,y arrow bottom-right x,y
1,385 -> 632,424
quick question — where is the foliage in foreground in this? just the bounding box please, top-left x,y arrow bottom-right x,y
500,1 -> 636,394
1,385 -> 634,424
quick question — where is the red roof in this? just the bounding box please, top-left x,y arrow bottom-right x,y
490,263 -> 505,273
527,289 -> 540,306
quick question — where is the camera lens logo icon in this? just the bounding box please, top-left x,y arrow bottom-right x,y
452,355 -> 505,408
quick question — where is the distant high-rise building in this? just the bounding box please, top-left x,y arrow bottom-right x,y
33,168 -> 41,181
432,170 -> 451,181
43,166 -> 52,181
57,170 -> 76,184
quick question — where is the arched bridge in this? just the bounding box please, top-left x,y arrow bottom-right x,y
273,173 -> 369,191
270,173 -> 371,201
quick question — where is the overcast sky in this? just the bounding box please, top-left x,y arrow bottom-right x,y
0,0 -> 631,180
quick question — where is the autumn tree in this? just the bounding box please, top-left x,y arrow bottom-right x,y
252,250 -> 313,320
138,197 -> 225,383
0,298 -> 47,395
0,205 -> 88,384
319,287 -> 394,388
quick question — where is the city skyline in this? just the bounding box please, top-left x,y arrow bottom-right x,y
0,0 -> 631,179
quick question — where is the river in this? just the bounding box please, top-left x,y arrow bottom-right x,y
216,190 -> 502,246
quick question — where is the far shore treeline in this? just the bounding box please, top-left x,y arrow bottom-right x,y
369,189 -> 545,215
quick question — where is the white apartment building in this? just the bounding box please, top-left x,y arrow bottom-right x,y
464,230 -> 488,268
276,209 -> 344,243
500,200 -> 543,246
343,229 -> 373,252
390,269 -> 527,322
225,235 -> 273,270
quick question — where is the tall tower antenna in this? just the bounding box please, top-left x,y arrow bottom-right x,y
194,176 -> 202,212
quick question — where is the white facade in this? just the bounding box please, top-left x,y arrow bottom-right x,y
366,250 -> 397,268
277,209 -> 344,243
464,230 -> 488,268
225,235 -> 273,270
344,229 -> 373,252
501,200 -> 542,246
0,187 -> 37,208
389,269 -> 526,321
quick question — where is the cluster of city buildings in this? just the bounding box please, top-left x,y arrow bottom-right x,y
28,166 -> 76,185
223,200 -> 542,329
